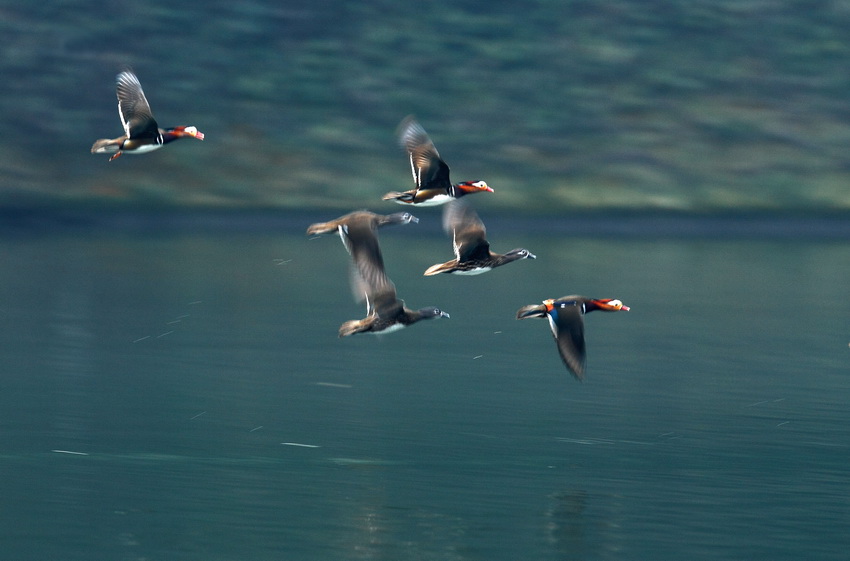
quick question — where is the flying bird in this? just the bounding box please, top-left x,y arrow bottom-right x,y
516,296 -> 629,380
308,211 -> 448,336
424,200 -> 535,275
382,116 -> 493,206
91,71 -> 204,161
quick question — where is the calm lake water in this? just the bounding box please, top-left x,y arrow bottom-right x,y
1,213 -> 848,560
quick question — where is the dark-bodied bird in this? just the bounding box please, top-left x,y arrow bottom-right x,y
516,296 -> 629,380
91,71 -> 204,161
309,211 -> 448,336
424,200 -> 535,275
382,116 -> 493,206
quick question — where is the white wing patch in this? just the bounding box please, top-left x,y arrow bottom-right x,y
409,153 -> 420,186
452,228 -> 461,260
546,314 -> 559,338
337,225 -> 353,254
119,99 -> 131,137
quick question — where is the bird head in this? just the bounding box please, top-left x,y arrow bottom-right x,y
456,180 -> 494,194
589,298 -> 630,312
388,212 -> 419,225
419,307 -> 450,320
171,125 -> 205,140
505,248 -> 536,261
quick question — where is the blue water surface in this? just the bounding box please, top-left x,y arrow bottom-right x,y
0,215 -> 848,560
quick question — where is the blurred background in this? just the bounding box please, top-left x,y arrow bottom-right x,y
3,3 -> 850,560
4,0 -> 850,215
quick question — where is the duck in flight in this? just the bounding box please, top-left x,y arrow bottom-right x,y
307,211 -> 448,336
424,200 -> 535,275
382,116 -> 493,206
516,296 -> 629,380
307,210 -> 418,240
91,71 -> 204,161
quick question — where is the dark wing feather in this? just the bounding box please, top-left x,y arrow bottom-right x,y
549,304 -> 587,380
342,215 -> 402,318
398,116 -> 452,191
443,200 -> 490,262
369,286 -> 405,319
116,71 -> 159,139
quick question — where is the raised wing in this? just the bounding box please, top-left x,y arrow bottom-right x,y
341,215 -> 401,318
443,200 -> 490,262
398,116 -> 452,191
116,71 -> 159,139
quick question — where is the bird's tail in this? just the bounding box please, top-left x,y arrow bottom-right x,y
423,261 -> 450,276
516,304 -> 548,319
91,139 -> 120,154
305,222 -> 335,236
338,319 -> 363,337
381,191 -> 412,203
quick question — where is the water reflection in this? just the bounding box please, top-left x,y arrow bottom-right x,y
47,260 -> 96,448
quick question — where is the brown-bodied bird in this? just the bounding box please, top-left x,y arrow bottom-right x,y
424,200 -> 535,275
307,210 -> 419,239
382,116 -> 493,206
308,211 -> 448,336
91,71 -> 204,161
516,296 -> 629,380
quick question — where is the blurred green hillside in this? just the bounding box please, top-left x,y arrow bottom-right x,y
3,0 -> 850,213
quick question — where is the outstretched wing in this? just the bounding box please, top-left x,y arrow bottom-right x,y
116,71 -> 159,139
443,200 -> 490,262
342,215 -> 402,318
398,116 -> 452,192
